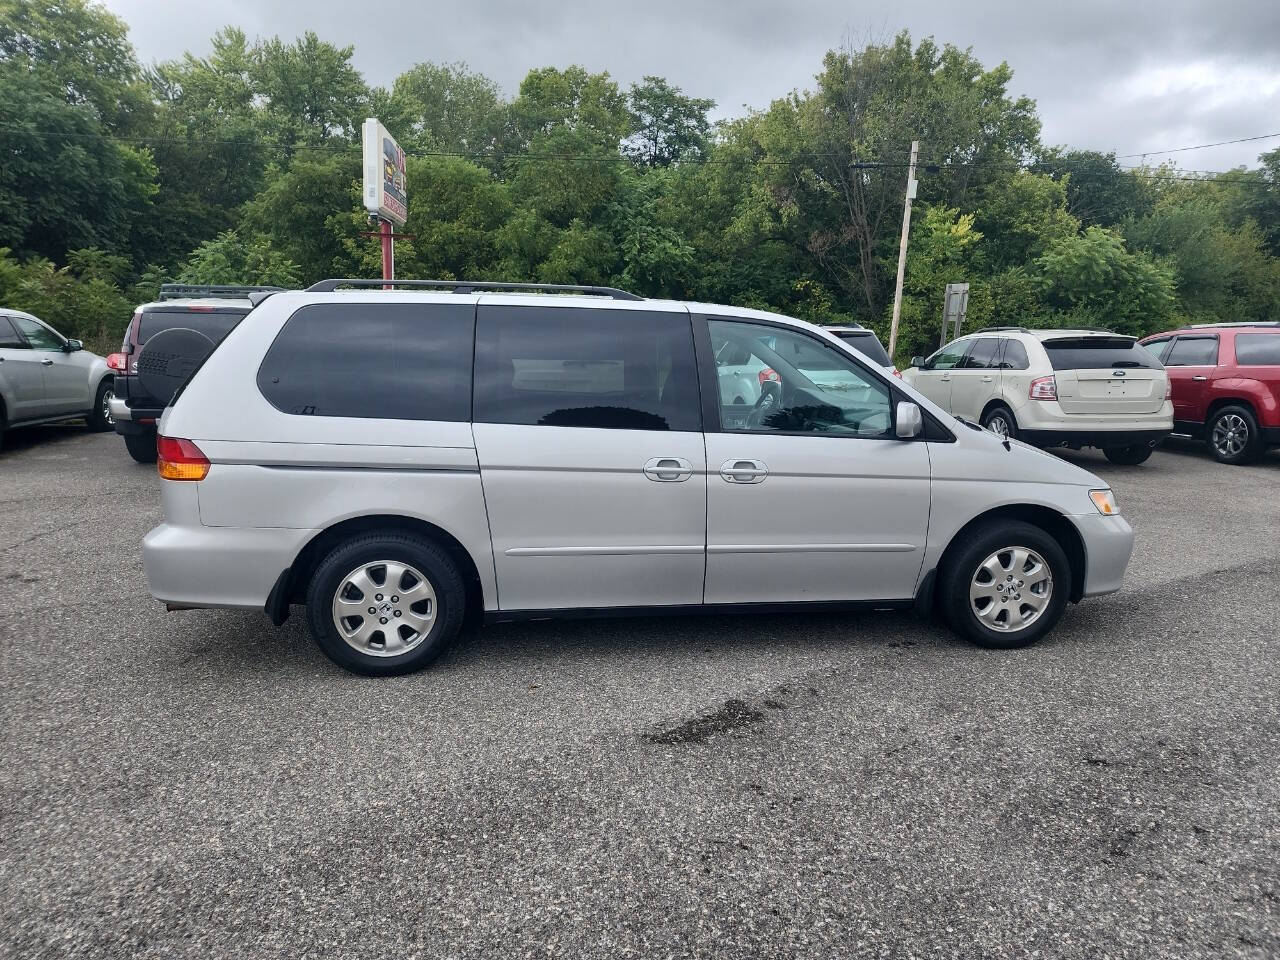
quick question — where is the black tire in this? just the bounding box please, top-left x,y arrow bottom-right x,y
124,431 -> 157,463
306,533 -> 466,676
939,519 -> 1072,650
1103,444 -> 1153,465
1206,405 -> 1261,465
981,405 -> 1018,441
87,378 -> 115,432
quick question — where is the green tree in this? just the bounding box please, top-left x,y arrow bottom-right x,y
625,76 -> 714,167
177,230 -> 302,287
1033,149 -> 1154,227
249,31 -> 369,149
389,61 -> 504,155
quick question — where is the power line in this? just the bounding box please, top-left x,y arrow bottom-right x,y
1115,132 -> 1280,159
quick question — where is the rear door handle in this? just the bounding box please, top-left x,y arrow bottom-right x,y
41,358 -> 54,366
1191,375 -> 1208,382
939,376 -> 951,382
982,376 -> 993,382
643,457 -> 694,482
720,459 -> 768,484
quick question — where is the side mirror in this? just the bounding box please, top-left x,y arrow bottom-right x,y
64,339 -> 83,353
895,401 -> 923,439
910,355 -> 926,369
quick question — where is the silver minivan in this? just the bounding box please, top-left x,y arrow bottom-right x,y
144,280 -> 1134,675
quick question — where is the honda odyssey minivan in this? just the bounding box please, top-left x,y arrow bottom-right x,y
143,281 -> 1135,675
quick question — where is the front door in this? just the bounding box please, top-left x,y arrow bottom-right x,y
472,302 -> 707,611
701,317 -> 931,605
11,316 -> 82,415
907,338 -> 970,412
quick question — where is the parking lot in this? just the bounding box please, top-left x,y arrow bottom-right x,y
1,427 -> 1278,958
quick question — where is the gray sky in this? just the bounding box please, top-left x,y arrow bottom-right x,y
103,0 -> 1280,170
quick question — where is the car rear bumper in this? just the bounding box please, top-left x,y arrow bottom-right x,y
1071,512 -> 1134,597
1021,427 -> 1172,449
144,521 -> 313,609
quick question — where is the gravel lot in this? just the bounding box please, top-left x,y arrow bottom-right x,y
2,425 -> 1278,959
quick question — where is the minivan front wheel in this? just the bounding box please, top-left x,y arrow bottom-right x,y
940,520 -> 1071,650
306,533 -> 465,675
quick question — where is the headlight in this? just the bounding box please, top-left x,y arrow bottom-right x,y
1089,489 -> 1119,516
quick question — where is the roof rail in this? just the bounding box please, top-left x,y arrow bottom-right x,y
306,278 -> 644,301
971,326 -> 1028,334
158,283 -> 287,301
1189,321 -> 1280,329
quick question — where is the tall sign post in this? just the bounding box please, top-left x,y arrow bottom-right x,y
362,118 -> 408,283
940,282 -> 970,348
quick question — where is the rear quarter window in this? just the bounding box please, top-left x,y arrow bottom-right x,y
139,308 -> 247,344
257,302 -> 475,421
1234,334 -> 1280,365
1042,337 -> 1161,370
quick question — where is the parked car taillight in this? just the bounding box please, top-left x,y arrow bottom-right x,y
891,368 -> 902,378
1165,381 -> 1172,400
1029,375 -> 1057,400
105,352 -> 129,373
758,367 -> 779,385
156,436 -> 210,481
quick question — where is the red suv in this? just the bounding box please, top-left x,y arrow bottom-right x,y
1140,323 -> 1280,464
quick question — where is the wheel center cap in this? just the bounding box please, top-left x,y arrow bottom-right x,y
379,601 -> 394,614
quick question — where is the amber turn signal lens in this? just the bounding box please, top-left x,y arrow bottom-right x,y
156,436 -> 210,481
1089,489 -> 1118,516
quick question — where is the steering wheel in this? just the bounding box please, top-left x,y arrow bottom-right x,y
747,380 -> 782,429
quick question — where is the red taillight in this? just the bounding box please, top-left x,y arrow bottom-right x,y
1164,381 -> 1172,400
1029,375 -> 1057,400
186,305 -> 215,313
891,367 -> 902,378
758,367 -> 779,385
156,436 -> 210,481
106,352 -> 128,372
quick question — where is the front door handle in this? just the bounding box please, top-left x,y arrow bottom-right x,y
643,457 -> 694,482
939,375 -> 951,382
1191,375 -> 1208,382
720,459 -> 768,484
41,358 -> 54,366
982,376 -> 993,383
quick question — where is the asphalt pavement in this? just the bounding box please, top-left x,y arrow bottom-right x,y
1,425 -> 1278,959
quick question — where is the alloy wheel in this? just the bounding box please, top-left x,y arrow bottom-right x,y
987,414 -> 1010,439
102,388 -> 114,427
330,560 -> 437,657
1212,413 -> 1248,459
969,545 -> 1053,633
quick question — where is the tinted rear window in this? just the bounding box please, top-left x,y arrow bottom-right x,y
1235,334 -> 1280,365
829,330 -> 891,366
1042,337 -> 1161,370
257,302 -> 474,421
474,305 -> 699,432
138,308 -> 248,344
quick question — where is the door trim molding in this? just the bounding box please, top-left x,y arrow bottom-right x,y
707,542 -> 917,555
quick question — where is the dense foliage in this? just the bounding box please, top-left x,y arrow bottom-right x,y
1,0 -> 1277,358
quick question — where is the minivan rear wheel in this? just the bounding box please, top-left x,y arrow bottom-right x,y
940,520 -> 1071,650
306,533 -> 465,675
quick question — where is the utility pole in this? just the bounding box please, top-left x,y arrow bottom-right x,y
887,140 -> 919,361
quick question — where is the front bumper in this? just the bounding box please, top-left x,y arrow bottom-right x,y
1070,511 -> 1134,597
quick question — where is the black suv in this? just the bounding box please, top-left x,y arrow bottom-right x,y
107,284 -> 280,462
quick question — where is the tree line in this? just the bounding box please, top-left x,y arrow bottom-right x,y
1,0 -> 1277,359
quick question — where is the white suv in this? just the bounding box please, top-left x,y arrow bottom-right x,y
143,282 -> 1135,675
903,328 -> 1173,465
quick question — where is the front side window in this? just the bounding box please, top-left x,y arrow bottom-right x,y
709,320 -> 891,437
257,302 -> 474,421
927,339 -> 970,370
1164,336 -> 1219,367
473,306 -> 700,432
12,316 -> 63,351
960,338 -> 1002,369
1140,337 -> 1172,363
0,316 -> 27,349
1234,334 -> 1280,366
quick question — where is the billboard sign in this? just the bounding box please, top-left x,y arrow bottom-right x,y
362,118 -> 407,225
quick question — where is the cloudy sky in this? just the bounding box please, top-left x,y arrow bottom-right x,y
103,0 -> 1280,170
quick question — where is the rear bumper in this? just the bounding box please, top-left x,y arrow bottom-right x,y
1070,512 -> 1134,598
107,396 -> 132,422
1021,428 -> 1171,449
144,519 -> 313,610
113,405 -> 162,436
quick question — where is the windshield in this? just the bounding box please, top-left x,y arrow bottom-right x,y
1042,337 -> 1162,370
